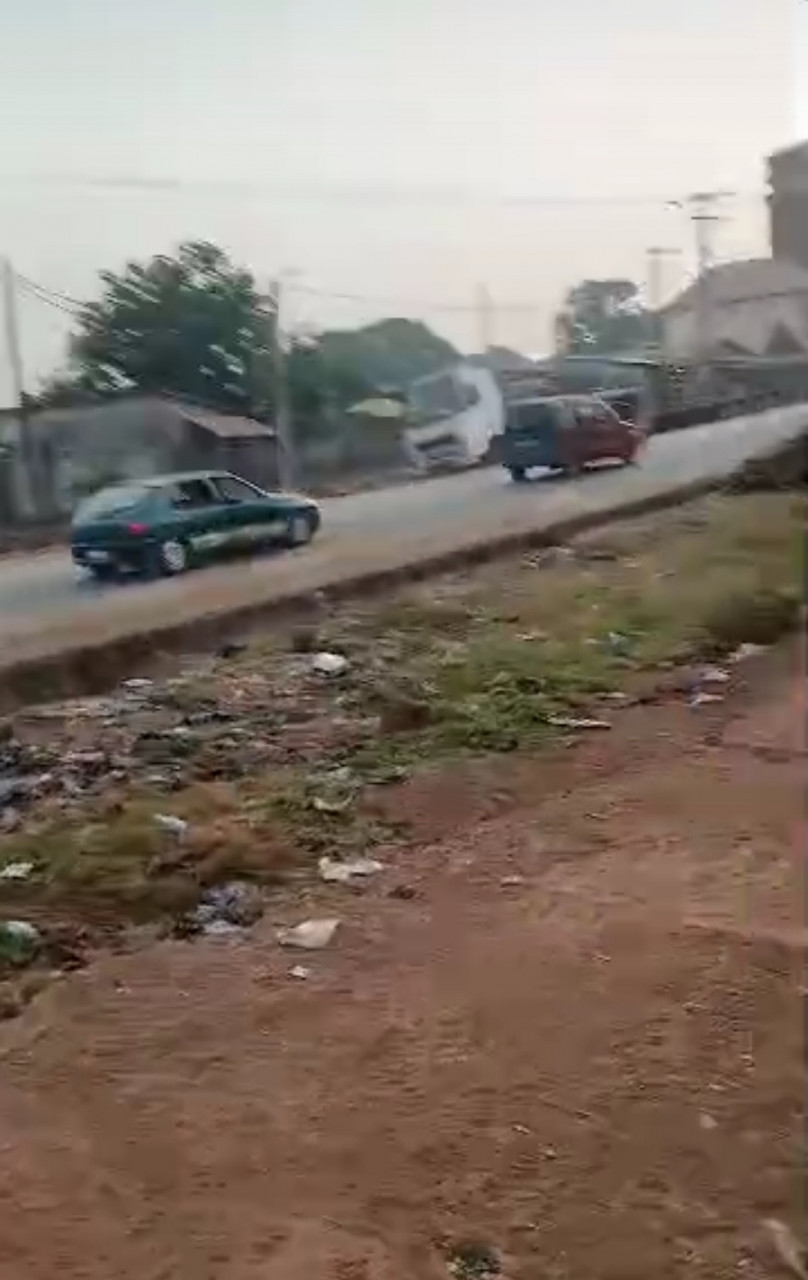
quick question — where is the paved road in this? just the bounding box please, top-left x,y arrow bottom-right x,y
0,403 -> 804,652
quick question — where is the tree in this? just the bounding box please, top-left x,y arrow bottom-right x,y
555,279 -> 649,356
65,241 -> 273,415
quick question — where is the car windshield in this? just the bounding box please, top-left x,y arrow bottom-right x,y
74,485 -> 153,521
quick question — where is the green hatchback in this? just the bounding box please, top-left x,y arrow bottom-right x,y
71,471 -> 321,580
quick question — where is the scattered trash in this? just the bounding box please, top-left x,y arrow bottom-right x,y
500,875 -> 526,888
731,642 -> 768,663
199,918 -> 242,938
0,809 -> 21,834
0,861 -> 34,882
192,882 -> 264,932
699,665 -> 731,686
606,630 -> 632,656
277,918 -> 340,950
123,678 -> 154,694
0,920 -> 41,966
318,856 -> 383,885
289,964 -> 311,980
542,1145 -> 558,1160
763,1218 -> 807,1279
512,1123 -> 531,1136
699,1112 -> 718,1131
689,691 -> 724,708
153,813 -> 189,839
311,651 -> 350,678
446,1240 -> 501,1279
547,715 -> 611,731
603,691 -> 631,705
312,795 -> 354,815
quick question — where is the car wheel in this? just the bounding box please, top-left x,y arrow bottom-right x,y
157,538 -> 190,576
508,467 -> 527,482
286,512 -> 313,547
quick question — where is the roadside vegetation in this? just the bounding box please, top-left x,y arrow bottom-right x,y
0,489 -> 803,995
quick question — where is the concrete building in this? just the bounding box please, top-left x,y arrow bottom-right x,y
659,258 -> 808,361
769,140 -> 808,268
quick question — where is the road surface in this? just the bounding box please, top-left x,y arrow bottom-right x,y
0,404 -> 804,656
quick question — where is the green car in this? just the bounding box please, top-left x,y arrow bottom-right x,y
71,470 -> 321,581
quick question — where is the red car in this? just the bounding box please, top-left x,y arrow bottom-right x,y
501,392 -> 646,482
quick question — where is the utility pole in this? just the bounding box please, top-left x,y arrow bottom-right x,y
673,191 -> 732,372
645,246 -> 679,356
266,276 -> 295,490
1,257 -> 35,516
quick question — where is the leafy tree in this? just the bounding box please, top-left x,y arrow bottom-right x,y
65,241 -> 273,415
555,279 -> 649,356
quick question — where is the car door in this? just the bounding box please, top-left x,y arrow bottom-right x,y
169,478 -> 230,559
590,398 -> 626,459
210,474 -> 286,550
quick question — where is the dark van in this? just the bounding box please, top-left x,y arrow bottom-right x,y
501,394 -> 645,482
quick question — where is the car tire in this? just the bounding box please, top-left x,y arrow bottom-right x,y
286,512 -> 313,547
508,467 -> 527,483
156,538 -> 191,576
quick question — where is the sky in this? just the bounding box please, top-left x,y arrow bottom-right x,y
0,0 -> 806,405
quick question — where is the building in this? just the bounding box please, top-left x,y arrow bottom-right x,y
658,258 -> 808,361
769,140 -> 808,268
0,395 -> 278,520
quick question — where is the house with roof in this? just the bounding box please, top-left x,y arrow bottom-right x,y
1,394 -> 278,519
658,258 -> 808,361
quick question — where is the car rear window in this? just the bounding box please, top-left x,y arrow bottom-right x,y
74,485 -> 153,521
509,403 -> 559,432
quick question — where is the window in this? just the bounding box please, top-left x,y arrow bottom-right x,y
213,474 -> 261,504
74,485 -> 151,521
173,479 -> 218,508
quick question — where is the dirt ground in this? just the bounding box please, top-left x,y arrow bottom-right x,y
0,637 -> 803,1279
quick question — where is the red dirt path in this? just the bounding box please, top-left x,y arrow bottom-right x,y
0,644 -> 804,1279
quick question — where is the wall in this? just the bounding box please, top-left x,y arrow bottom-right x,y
769,144 -> 808,268
662,292 -> 808,360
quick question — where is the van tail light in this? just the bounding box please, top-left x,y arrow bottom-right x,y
128,522 -> 149,536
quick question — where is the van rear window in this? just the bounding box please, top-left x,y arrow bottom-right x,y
511,403 -> 558,432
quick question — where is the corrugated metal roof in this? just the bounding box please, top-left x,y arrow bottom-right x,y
178,404 -> 276,439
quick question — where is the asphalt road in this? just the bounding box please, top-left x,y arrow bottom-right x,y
0,403 -> 805,650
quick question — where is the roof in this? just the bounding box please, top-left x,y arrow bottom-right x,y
661,258 -> 808,316
769,139 -> 808,165
177,404 -> 275,439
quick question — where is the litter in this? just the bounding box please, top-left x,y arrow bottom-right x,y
318,856 -> 383,885
547,715 -> 611,731
699,665 -> 731,685
0,860 -> 34,882
0,919 -> 41,965
311,652 -> 350,678
289,965 -> 311,980
277,918 -> 341,950
153,814 -> 189,838
689,691 -> 723,708
731,642 -> 768,663
763,1219 -> 807,1280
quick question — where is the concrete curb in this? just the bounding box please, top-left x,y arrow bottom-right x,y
0,475 -> 724,713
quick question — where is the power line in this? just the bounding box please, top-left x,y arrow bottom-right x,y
15,274 -> 84,314
5,172 -> 768,208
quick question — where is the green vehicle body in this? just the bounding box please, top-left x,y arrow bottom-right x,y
71,470 -> 321,580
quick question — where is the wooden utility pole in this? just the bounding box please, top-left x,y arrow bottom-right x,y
1,257 -> 35,516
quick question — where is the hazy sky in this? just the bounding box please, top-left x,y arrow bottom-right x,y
1,0 -> 805,405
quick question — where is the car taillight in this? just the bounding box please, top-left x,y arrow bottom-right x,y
128,522 -> 149,536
